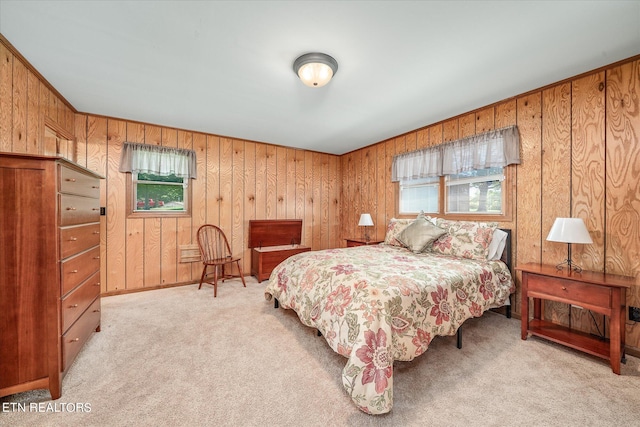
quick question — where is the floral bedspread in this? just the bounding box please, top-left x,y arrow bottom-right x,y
264,244 -> 514,414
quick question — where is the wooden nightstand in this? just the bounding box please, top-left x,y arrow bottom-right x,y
345,238 -> 384,247
517,263 -> 634,374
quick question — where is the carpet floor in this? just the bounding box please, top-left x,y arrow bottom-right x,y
2,277 -> 639,426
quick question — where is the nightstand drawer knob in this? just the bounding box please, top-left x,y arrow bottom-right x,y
562,286 -> 567,290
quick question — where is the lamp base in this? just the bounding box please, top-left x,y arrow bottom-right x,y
555,259 -> 583,273
555,243 -> 583,272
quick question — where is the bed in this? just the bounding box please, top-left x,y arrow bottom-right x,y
264,216 -> 515,414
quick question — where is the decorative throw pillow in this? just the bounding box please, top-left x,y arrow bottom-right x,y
383,218 -> 414,247
430,218 -> 498,260
396,217 -> 446,253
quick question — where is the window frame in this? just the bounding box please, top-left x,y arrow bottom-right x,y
126,171 -> 192,218
397,165 -> 515,222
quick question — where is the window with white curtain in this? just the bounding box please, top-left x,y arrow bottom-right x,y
394,126 -> 519,218
119,142 -> 197,217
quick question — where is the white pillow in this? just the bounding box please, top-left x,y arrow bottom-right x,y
488,229 -> 508,260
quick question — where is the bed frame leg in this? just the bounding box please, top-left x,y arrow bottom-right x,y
507,304 -> 512,318
274,298 -> 279,309
456,327 -> 462,349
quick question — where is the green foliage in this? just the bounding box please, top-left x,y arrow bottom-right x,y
136,173 -> 184,210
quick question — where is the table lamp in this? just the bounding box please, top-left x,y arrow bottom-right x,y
358,213 -> 374,242
546,217 -> 593,272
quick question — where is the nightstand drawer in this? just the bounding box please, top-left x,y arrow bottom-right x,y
528,274 -> 612,309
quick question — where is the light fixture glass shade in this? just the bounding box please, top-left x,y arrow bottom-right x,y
546,218 -> 593,244
293,53 -> 338,88
358,213 -> 374,227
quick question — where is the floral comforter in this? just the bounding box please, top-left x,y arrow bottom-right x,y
264,244 -> 514,414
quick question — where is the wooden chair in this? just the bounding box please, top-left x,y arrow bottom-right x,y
196,224 -> 246,297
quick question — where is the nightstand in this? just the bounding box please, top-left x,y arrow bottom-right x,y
517,263 -> 634,374
345,238 -> 384,247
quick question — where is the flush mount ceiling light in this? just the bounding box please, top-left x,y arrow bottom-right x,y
293,52 -> 338,88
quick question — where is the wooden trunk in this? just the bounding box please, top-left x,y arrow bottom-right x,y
248,219 -> 310,282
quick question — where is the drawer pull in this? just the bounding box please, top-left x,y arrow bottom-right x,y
66,207 -> 77,211
562,287 -> 567,291
94,309 -> 101,313
94,282 -> 101,287
71,269 -> 78,273
93,231 -> 100,235
69,304 -> 79,308
69,338 -> 80,343
66,178 -> 76,182
69,237 -> 78,241
94,256 -> 100,259
92,208 -> 100,211
92,185 -> 99,189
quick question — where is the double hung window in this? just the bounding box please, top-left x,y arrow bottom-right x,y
394,126 -> 519,220
120,142 -> 197,217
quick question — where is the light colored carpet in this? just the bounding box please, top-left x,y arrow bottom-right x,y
2,277 -> 639,426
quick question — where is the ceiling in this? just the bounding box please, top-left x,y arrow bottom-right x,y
1,1 -> 639,155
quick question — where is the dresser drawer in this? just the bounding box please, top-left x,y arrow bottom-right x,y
60,223 -> 101,259
61,246 -> 101,296
61,271 -> 101,332
62,297 -> 100,372
527,274 -> 612,309
59,194 -> 101,226
59,166 -> 100,198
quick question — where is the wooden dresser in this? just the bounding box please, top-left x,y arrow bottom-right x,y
249,219 -> 310,282
0,153 -> 103,400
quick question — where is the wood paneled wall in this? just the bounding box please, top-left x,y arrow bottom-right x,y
342,59 -> 640,353
71,115 -> 341,293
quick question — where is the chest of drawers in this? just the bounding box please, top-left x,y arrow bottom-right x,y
0,153 -> 103,400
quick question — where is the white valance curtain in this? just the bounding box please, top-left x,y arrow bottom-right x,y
391,125 -> 520,182
119,142 -> 197,179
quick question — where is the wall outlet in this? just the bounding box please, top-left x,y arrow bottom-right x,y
629,306 -> 640,322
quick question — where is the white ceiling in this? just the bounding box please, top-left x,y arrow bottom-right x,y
1,1 -> 639,155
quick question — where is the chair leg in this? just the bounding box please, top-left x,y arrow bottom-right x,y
213,265 -> 218,298
198,264 -> 207,290
236,261 -> 247,288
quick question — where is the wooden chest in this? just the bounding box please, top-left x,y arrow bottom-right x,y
248,219 -> 310,282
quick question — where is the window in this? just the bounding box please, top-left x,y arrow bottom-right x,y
393,126 -> 519,220
398,167 -> 515,221
445,167 -> 504,214
399,166 -> 512,220
133,172 -> 187,212
399,177 -> 439,214
120,142 -> 197,218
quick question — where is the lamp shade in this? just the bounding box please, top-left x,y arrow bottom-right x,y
293,53 -> 338,88
546,218 -> 593,244
358,213 -> 374,227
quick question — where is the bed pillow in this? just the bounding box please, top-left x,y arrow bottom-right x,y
383,218 -> 414,247
487,228 -> 508,260
431,218 -> 498,260
396,217 -> 446,253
